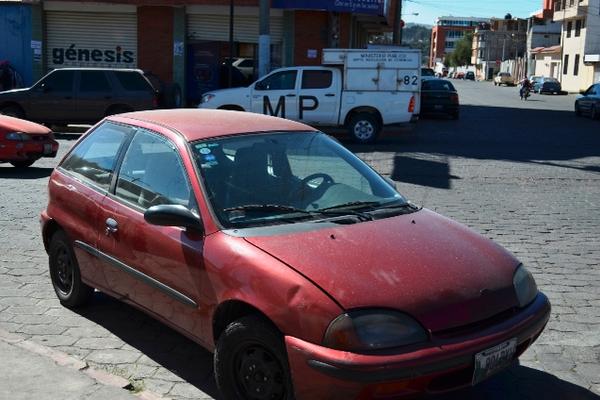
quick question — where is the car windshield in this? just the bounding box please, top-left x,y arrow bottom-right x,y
192,131 -> 408,228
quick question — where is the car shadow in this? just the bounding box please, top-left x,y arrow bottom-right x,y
73,292 -> 222,399
0,166 -> 53,179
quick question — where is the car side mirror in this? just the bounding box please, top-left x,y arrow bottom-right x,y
144,204 -> 204,234
255,80 -> 266,91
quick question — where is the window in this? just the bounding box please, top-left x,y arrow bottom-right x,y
566,21 -> 572,38
575,19 -> 582,36
445,41 -> 455,49
114,71 -> 152,91
256,70 -> 297,91
116,130 -> 193,210
574,54 -> 580,76
301,70 -> 333,89
38,70 -> 75,92
61,122 -> 130,190
80,70 -> 111,93
563,54 -> 569,75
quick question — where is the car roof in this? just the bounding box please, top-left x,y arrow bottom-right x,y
50,67 -> 144,73
113,109 -> 317,142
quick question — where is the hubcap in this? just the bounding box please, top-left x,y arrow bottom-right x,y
235,344 -> 285,400
54,246 -> 74,295
354,120 -> 374,140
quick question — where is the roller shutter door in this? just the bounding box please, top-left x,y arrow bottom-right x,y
187,13 -> 283,44
45,11 -> 137,70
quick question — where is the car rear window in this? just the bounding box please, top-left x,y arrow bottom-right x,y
301,70 -> 333,89
422,80 -> 455,91
114,71 -> 152,91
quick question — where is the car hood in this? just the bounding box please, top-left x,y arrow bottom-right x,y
0,114 -> 50,134
244,208 -> 520,332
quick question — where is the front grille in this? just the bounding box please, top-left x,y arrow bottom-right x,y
432,307 -> 518,339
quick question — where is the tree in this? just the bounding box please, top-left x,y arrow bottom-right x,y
446,32 -> 473,67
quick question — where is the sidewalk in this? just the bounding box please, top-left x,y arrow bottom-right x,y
0,329 -> 162,400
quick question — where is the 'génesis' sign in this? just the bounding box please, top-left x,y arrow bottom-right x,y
51,44 -> 135,66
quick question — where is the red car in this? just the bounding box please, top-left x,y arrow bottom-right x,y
41,110 -> 550,400
0,115 -> 58,167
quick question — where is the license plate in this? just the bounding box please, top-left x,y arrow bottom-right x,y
472,338 -> 517,385
43,144 -> 53,154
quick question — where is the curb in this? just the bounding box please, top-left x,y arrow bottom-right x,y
0,328 -> 168,400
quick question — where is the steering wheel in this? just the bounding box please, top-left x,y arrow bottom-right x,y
290,173 -> 335,203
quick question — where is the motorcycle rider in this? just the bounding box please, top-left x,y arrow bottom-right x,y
519,77 -> 533,100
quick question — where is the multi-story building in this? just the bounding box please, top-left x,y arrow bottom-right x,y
471,18 -> 528,80
429,16 -> 489,68
553,0 -> 600,91
527,0 -> 562,78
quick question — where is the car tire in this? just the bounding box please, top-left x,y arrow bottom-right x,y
591,105 -> 600,120
575,103 -> 582,117
49,230 -> 93,308
0,105 -> 25,119
10,159 -> 36,168
162,83 -> 183,108
214,315 -> 294,400
348,112 -> 380,144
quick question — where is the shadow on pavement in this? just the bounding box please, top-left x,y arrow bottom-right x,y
74,292 -> 222,399
0,166 -> 53,179
346,105 -> 600,190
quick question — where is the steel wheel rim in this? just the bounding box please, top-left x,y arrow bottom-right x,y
354,120 -> 374,140
54,245 -> 74,295
234,343 -> 285,400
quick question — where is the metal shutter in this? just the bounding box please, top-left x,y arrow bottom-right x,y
187,13 -> 283,44
45,11 -> 137,71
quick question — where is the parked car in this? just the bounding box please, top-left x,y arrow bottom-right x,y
529,75 -> 542,86
0,68 -> 158,125
455,72 -> 465,79
465,71 -> 475,81
494,72 -> 515,86
421,67 -> 436,79
575,83 -> 600,119
41,109 -> 550,400
533,77 -> 561,94
420,79 -> 459,119
448,71 -> 455,79
0,114 -> 58,168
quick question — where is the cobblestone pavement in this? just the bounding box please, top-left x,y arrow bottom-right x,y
1,81 -> 599,399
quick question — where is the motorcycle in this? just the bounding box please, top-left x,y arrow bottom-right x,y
520,85 -> 531,101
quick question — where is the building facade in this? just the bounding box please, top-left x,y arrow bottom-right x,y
553,0 -> 600,92
429,16 -> 489,68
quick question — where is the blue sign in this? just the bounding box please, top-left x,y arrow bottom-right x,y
272,0 -> 387,16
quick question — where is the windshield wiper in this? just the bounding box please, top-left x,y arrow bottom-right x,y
223,204 -> 312,214
316,201 -> 382,212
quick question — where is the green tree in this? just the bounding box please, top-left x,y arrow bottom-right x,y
447,33 -> 473,67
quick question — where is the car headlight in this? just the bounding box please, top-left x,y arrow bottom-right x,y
513,264 -> 538,307
5,132 -> 31,141
201,94 -> 215,104
322,309 -> 428,352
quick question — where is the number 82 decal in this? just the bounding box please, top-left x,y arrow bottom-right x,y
400,75 -> 419,85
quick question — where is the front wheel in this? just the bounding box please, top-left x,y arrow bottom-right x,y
347,112 -> 380,144
0,105 -> 25,119
10,159 -> 36,168
49,230 -> 93,308
214,316 -> 294,400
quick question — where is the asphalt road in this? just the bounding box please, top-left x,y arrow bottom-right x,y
1,80 -> 599,399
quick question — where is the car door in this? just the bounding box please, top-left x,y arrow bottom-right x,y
56,121 -> 133,290
28,69 -> 78,123
76,70 -> 114,123
251,69 -> 299,120
298,69 -> 339,125
96,128 -> 206,339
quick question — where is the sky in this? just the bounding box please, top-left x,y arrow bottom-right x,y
401,0 -> 545,26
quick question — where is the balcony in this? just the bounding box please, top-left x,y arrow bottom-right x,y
554,0 -> 588,21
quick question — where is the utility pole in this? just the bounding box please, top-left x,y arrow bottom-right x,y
258,0 -> 270,77
393,0 -> 402,46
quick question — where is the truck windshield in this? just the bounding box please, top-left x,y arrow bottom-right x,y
192,131 -> 407,228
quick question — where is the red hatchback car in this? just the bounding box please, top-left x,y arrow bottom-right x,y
0,114 -> 58,167
41,109 -> 550,400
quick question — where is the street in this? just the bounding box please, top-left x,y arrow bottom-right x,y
1,80 -> 599,399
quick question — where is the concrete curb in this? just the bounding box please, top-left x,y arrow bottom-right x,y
0,328 -> 169,400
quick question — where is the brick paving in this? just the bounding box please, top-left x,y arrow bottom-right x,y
1,81 -> 599,399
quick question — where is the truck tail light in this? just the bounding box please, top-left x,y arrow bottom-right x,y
450,94 -> 459,104
408,96 -> 415,113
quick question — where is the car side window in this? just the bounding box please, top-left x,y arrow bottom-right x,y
38,70 -> 75,92
80,71 -> 112,93
114,71 -> 152,92
115,130 -> 195,210
61,122 -> 130,190
301,70 -> 333,89
256,71 -> 297,91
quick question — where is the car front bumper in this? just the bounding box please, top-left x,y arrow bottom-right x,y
285,292 -> 550,400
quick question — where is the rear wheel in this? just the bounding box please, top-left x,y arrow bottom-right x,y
10,159 -> 36,168
214,316 -> 294,400
0,105 -> 25,119
347,112 -> 380,144
49,230 -> 93,308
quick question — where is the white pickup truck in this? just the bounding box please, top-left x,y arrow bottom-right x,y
198,48 -> 421,143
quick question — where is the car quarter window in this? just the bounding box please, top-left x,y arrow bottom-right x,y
256,70 -> 297,91
61,122 -> 130,190
39,70 -> 75,92
80,70 -> 111,93
114,71 -> 152,92
301,70 -> 333,89
115,130 -> 195,210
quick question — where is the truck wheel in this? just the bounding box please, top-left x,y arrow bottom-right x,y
10,159 -> 36,168
348,113 -> 380,144
0,105 -> 25,119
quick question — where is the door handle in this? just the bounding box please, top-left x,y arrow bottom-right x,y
325,93 -> 335,97
105,218 -> 118,235
286,94 -> 296,97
